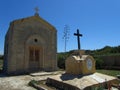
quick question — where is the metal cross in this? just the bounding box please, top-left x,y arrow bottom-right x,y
74,29 -> 83,50
35,7 -> 39,13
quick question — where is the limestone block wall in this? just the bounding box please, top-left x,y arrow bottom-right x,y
66,55 -> 96,75
100,55 -> 120,69
82,56 -> 96,75
3,15 -> 57,74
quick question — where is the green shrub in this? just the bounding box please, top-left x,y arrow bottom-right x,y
95,57 -> 104,69
0,55 -> 3,59
28,80 -> 39,86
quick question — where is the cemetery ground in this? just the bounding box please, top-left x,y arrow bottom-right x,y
0,59 -> 119,90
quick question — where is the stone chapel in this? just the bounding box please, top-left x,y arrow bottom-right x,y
3,13 -> 57,74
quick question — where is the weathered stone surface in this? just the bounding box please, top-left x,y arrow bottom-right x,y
65,50 -> 96,75
3,15 -> 57,74
0,71 -> 63,90
46,72 -> 118,90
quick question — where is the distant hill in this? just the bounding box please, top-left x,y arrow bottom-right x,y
85,45 -> 120,56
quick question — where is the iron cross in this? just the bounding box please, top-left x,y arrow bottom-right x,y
74,29 -> 83,50
35,7 -> 39,13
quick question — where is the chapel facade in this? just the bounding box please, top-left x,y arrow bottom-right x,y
3,13 -> 57,74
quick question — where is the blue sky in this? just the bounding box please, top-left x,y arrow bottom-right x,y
0,0 -> 120,54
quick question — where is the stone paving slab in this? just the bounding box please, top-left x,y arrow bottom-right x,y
30,71 -> 64,76
48,72 -> 118,90
0,71 -> 63,90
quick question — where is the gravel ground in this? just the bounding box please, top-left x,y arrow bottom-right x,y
0,71 -> 64,90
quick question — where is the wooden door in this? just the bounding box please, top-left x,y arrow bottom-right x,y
29,47 -> 40,71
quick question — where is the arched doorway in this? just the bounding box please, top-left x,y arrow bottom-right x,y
29,46 -> 43,71
25,34 -> 45,72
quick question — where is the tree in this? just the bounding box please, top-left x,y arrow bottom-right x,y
57,53 -> 65,69
0,55 -> 3,59
95,57 -> 104,69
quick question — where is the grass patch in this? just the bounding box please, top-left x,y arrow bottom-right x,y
28,80 -> 39,86
97,69 -> 120,77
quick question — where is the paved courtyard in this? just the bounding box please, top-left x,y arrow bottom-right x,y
0,71 -> 64,90
0,71 -> 119,90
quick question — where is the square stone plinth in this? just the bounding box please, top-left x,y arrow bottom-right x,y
46,72 -> 118,90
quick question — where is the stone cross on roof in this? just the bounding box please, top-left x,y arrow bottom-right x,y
34,7 -> 39,16
35,7 -> 39,13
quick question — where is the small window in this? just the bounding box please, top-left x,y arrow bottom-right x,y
34,39 -> 38,42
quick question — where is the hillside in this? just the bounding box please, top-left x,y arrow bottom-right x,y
85,45 -> 120,56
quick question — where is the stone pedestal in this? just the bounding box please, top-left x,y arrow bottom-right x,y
65,50 -> 96,75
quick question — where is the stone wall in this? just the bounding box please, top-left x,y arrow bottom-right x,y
3,15 -> 57,74
46,78 -> 80,90
100,55 -> 120,70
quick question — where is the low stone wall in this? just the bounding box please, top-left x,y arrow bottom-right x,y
100,55 -> 120,70
46,78 -> 80,90
28,80 -> 47,90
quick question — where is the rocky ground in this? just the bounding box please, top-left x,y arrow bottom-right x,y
0,71 -> 64,90
0,71 -> 119,90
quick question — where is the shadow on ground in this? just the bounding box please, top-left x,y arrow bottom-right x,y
60,73 -> 83,81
